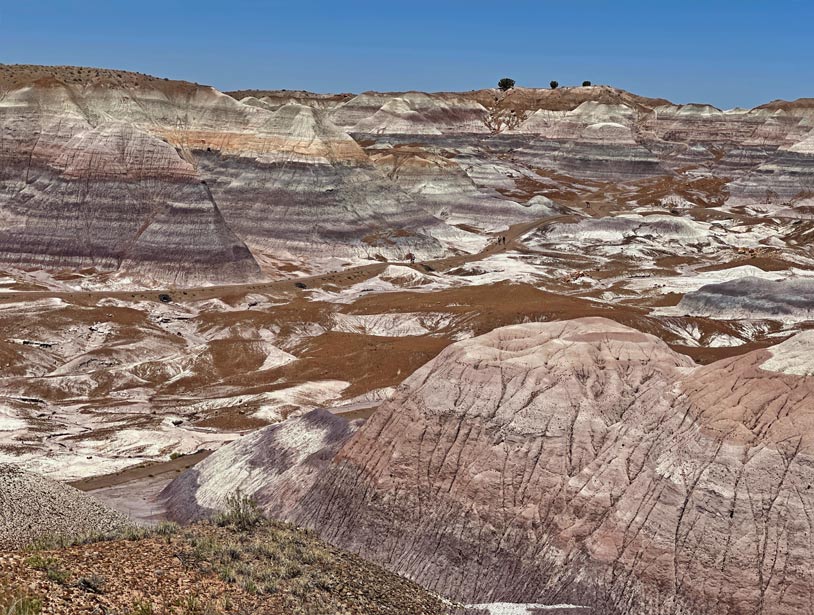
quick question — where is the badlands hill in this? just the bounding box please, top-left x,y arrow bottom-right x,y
4,63 -> 814,614
166,317 -> 814,615
2,64 -> 814,285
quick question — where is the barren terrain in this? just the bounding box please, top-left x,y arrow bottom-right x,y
2,63 -> 814,614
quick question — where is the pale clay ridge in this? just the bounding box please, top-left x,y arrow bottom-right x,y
672,276 -> 814,322
166,317 -> 814,614
760,329 -> 814,375
162,409 -> 359,523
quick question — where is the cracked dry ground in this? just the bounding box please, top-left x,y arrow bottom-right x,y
0,522 -> 448,615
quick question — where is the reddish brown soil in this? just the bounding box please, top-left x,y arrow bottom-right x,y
0,63 -> 203,94
0,524 -> 448,615
69,450 -> 213,492
757,97 -> 814,111
466,85 -> 670,113
670,337 -> 790,364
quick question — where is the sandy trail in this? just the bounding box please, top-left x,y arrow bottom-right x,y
68,450 -> 214,523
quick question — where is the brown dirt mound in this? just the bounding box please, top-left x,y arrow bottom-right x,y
0,63 -> 203,94
0,522 -> 449,615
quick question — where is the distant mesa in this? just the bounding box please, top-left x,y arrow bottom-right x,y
1,63 -> 813,286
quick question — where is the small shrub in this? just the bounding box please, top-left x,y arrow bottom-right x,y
77,573 -> 106,594
154,521 -> 180,537
169,452 -> 183,460
286,575 -> 315,599
26,554 -> 57,571
497,77 -> 515,91
45,567 -> 69,585
26,531 -> 111,551
26,523 -> 175,552
283,562 -> 302,579
219,565 -> 237,584
128,601 -> 154,615
121,526 -> 152,541
0,592 -> 42,615
582,80 -> 592,86
26,554 -> 68,584
190,534 -> 217,560
550,80 -> 559,89
214,492 -> 264,531
177,594 -> 216,615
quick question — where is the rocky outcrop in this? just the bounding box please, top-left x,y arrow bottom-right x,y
168,318 -> 814,614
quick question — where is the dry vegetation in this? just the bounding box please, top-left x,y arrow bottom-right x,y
225,89 -> 354,104
468,84 -> 671,114
0,496 -> 448,615
0,64 -> 200,93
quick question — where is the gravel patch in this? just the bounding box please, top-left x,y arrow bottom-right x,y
0,464 -> 134,549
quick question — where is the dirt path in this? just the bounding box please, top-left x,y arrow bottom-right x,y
69,450 -> 215,521
69,449 -> 213,491
0,215 -> 572,305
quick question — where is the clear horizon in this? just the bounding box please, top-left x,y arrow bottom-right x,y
2,0 -> 812,109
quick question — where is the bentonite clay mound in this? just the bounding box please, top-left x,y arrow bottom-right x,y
162,409 -> 360,523
0,464 -> 133,549
168,317 -> 814,615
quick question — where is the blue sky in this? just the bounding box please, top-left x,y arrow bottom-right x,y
1,1 -> 811,108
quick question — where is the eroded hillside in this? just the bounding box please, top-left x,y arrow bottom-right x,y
2,63 -> 814,615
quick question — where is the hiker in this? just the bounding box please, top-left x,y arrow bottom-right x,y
406,252 -> 415,264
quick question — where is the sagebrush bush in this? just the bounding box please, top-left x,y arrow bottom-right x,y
0,592 -> 42,615
26,554 -> 69,585
214,492 -> 264,531
127,600 -> 154,615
